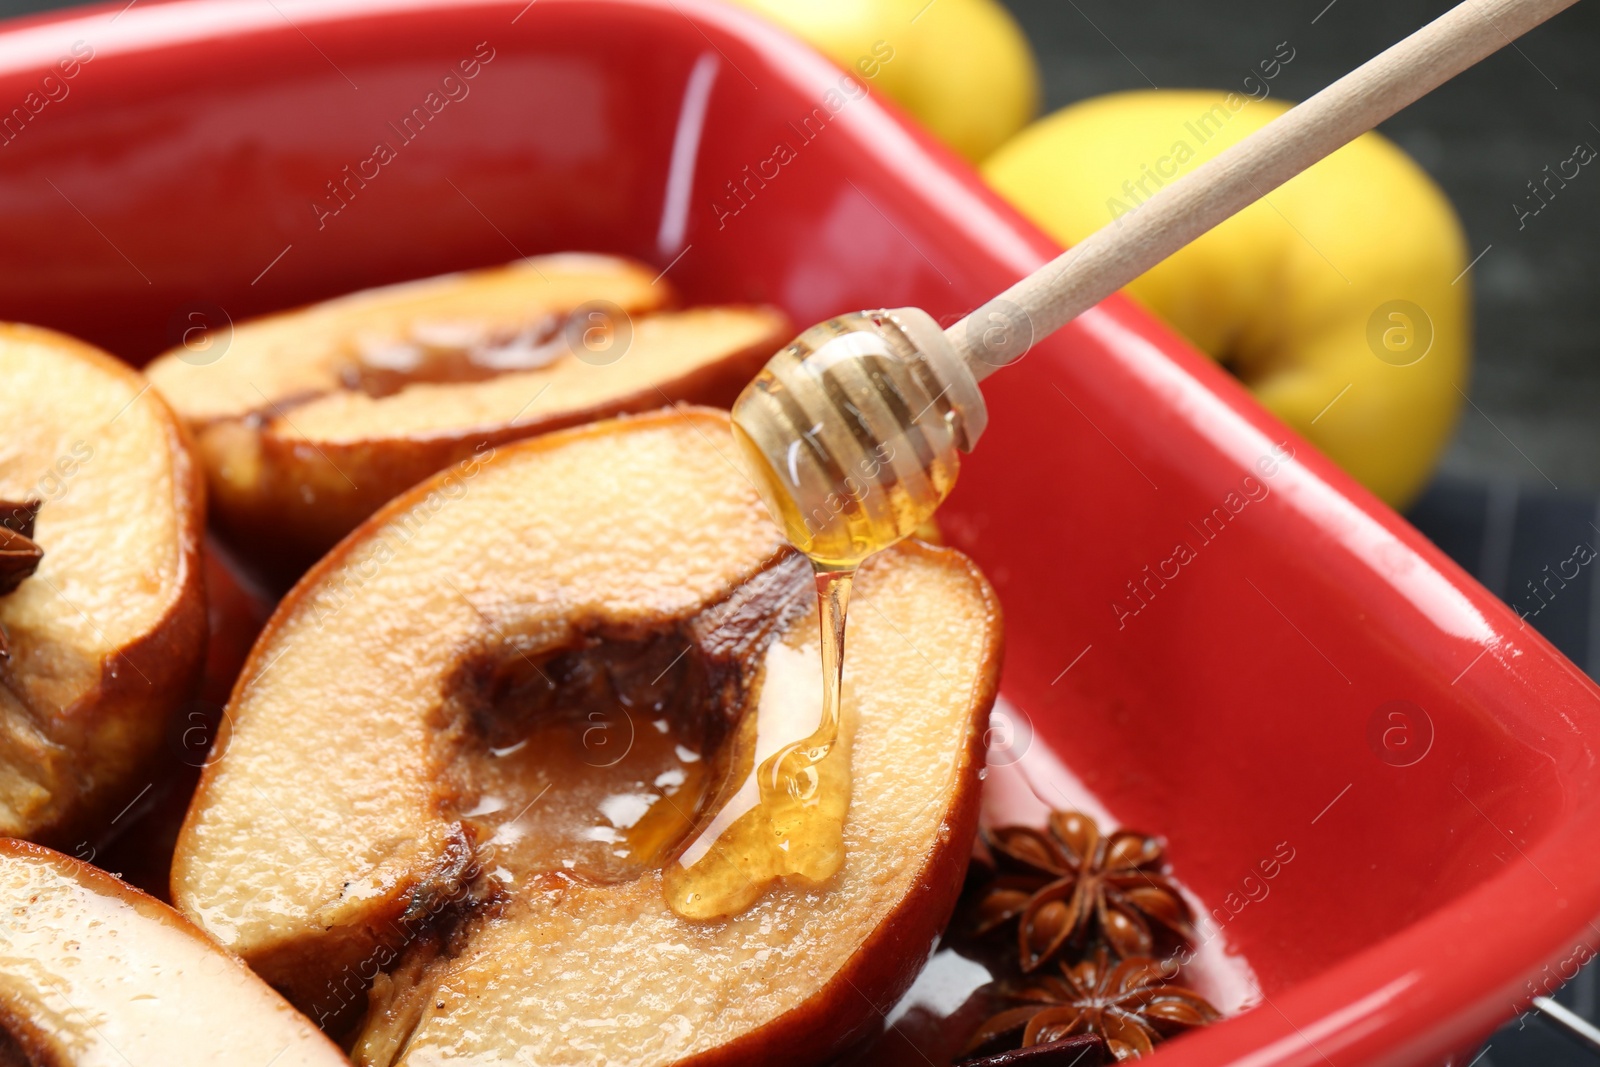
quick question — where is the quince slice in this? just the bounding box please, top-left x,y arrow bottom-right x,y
0,839 -> 343,1066
146,255 -> 788,580
0,325 -> 205,843
173,409 -> 1001,1064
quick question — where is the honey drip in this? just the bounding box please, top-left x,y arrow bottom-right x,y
764,567 -> 853,875
665,309 -> 978,920
663,567 -> 854,919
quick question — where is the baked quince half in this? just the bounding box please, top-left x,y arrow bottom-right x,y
173,409 -> 1002,1065
0,839 -> 344,1066
145,255 -> 789,579
0,324 -> 205,843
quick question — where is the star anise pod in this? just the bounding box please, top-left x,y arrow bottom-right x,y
0,499 -> 42,586
1,499 -> 40,539
976,810 -> 1193,970
966,948 -> 1218,1062
0,500 -> 44,660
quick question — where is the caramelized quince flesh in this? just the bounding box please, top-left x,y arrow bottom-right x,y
0,324 -> 204,841
0,839 -> 344,1067
173,410 -> 1001,1066
143,255 -> 790,577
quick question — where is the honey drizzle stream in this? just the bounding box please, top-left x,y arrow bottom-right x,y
762,566 -> 852,869
661,564 -> 855,920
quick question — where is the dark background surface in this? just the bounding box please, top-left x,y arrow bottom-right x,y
1,0 -> 1597,1062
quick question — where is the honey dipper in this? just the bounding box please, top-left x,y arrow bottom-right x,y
730,0 -> 1580,570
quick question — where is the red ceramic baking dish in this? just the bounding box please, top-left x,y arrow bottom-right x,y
3,0 -> 1598,1063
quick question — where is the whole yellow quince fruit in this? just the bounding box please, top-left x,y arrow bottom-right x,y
729,0 -> 1039,162
984,90 -> 1471,508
